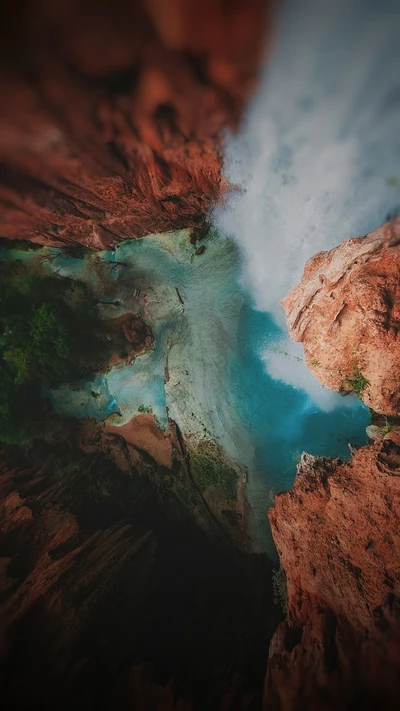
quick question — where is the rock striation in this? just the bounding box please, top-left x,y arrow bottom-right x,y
265,441 -> 400,710
282,218 -> 400,414
0,421 -> 275,710
0,0 -> 269,248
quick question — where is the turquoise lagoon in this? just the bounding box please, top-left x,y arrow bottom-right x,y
12,231 -> 369,551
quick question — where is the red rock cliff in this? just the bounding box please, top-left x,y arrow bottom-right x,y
265,440 -> 400,710
282,217 -> 400,415
266,218 -> 400,707
0,422 -> 274,710
0,0 -> 269,248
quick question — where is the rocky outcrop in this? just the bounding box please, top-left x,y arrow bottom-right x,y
120,313 -> 154,350
265,442 -> 400,710
268,218 -> 400,707
0,422 -> 276,710
282,218 -> 400,414
0,0 -> 269,248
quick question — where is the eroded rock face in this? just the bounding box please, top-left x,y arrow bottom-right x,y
282,218 -> 400,414
121,313 -> 154,349
0,421 -> 275,710
0,0 -> 269,248
265,442 -> 400,710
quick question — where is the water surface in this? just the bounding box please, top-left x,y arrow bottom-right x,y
38,232 -> 369,551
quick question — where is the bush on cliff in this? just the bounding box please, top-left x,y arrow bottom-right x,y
345,366 -> 371,398
191,451 -> 238,498
0,261 -> 101,443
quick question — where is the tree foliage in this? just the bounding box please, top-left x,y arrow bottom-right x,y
0,261 -> 100,443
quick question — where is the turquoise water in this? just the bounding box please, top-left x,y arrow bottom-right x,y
15,231 -> 367,551
3,233 -> 369,550
48,375 -> 118,420
232,307 -> 369,494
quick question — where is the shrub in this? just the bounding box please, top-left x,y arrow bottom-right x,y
0,260 -> 101,443
191,452 -> 238,498
345,366 -> 370,398
191,453 -> 220,491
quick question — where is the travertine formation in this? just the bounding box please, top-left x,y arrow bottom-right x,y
282,218 -> 400,414
265,441 -> 400,710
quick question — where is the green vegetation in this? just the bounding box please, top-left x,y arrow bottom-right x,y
311,359 -> 321,367
191,451 -> 238,499
0,261 -> 101,444
272,566 -> 288,614
345,366 -> 371,398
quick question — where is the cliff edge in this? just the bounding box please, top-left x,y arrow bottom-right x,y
265,441 -> 400,710
267,217 -> 400,708
0,0 -> 269,248
282,217 -> 400,414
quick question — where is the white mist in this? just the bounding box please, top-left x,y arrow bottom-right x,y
215,0 -> 400,408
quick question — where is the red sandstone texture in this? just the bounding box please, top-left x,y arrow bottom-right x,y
282,218 -> 400,414
0,449 -> 156,708
265,441 -> 400,710
0,0 -> 269,248
0,419 -> 269,710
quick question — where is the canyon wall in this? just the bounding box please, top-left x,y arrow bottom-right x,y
265,440 -> 400,710
0,423 -> 275,710
0,6 -> 275,706
282,217 -> 400,415
0,0 -> 269,248
266,218 -> 400,709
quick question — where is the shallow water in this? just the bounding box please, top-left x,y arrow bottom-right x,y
32,231 -> 368,552
3,234 -> 369,553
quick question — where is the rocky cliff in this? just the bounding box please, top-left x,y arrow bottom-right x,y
282,217 -> 400,414
0,421 -> 276,710
0,0 -> 269,248
265,440 -> 400,710
267,218 -> 400,708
